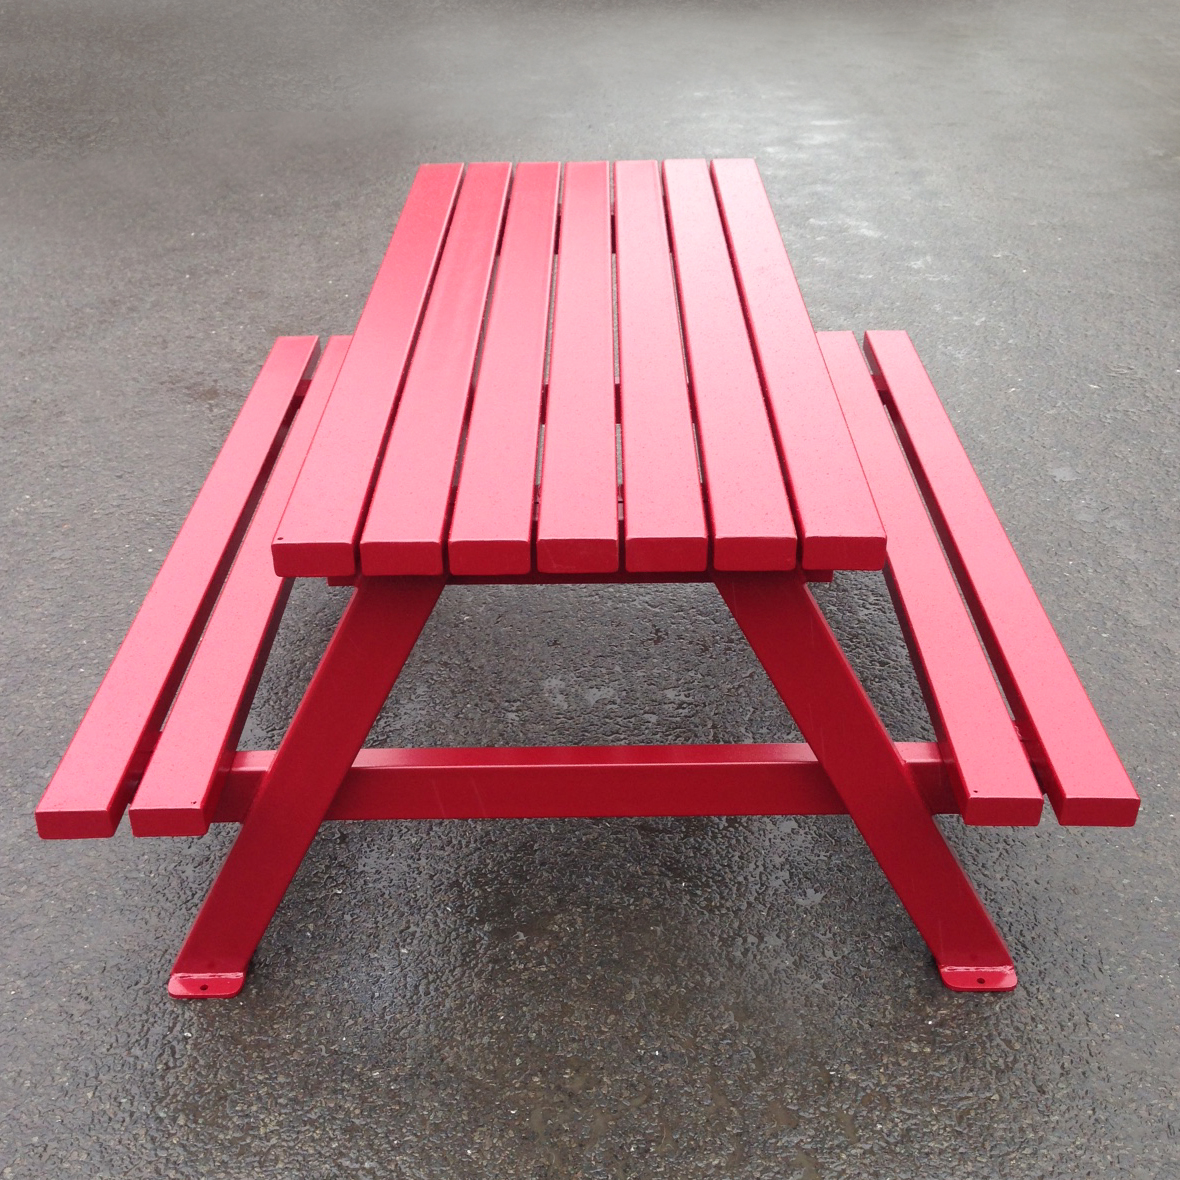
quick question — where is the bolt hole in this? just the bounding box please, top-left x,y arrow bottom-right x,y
976,977 -> 986,985
199,984 -> 208,992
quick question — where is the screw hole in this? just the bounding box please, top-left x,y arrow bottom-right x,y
976,977 -> 986,985
199,984 -> 208,992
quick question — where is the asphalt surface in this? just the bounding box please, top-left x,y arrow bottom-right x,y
3,1 -> 1178,1177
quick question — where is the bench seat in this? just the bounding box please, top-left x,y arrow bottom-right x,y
36,330 -> 1137,839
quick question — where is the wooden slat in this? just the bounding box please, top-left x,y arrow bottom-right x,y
535,161 -> 619,573
213,742 -> 956,821
447,163 -> 561,575
359,162 -> 512,574
35,336 -> 320,838
272,164 -> 463,577
711,159 -> 886,571
614,160 -> 708,572
819,331 -> 1044,826
128,337 -> 352,837
662,159 -> 796,570
865,330 -> 1140,826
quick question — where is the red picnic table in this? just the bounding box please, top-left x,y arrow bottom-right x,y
36,159 -> 1139,998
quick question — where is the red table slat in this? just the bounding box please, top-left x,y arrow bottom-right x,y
447,162 -> 561,575
535,161 -> 619,573
615,160 -> 708,572
866,330 -> 1140,826
360,162 -> 512,575
35,336 -> 319,839
662,159 -> 797,570
711,158 -> 886,571
129,336 -> 351,837
820,331 -> 1044,826
272,164 -> 462,577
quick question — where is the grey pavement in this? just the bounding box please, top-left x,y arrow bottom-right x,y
2,1 -> 1178,1176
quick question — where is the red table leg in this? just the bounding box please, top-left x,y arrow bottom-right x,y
716,571 -> 1017,991
167,576 -> 443,998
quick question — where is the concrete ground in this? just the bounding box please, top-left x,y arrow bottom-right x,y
3,1 -> 1178,1176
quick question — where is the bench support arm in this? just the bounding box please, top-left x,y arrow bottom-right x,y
167,576 -> 443,998
717,572 -> 1017,992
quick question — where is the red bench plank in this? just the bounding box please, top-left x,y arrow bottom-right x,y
447,163 -> 561,575
272,164 -> 462,577
213,741 -> 955,822
35,336 -> 320,839
711,159 -> 886,571
662,159 -> 796,570
535,162 -> 619,573
359,162 -> 512,575
128,336 -> 351,837
615,160 -> 708,572
819,331 -> 1043,826
865,330 -> 1140,826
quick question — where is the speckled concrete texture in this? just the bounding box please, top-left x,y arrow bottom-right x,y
2,1 -> 1178,1176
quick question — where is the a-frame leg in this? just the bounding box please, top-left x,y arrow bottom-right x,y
168,576 -> 444,998
716,571 -> 1017,991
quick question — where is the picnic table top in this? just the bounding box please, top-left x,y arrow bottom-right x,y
271,159 -> 887,581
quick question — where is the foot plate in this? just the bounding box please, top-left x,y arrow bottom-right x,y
168,971 -> 247,999
939,964 -> 1018,992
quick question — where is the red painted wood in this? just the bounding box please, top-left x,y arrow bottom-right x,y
447,163 -> 560,575
535,161 -> 619,573
718,571 -> 1017,991
35,336 -> 319,839
359,163 -> 512,575
819,332 -> 1044,827
212,742 -> 955,823
711,159 -> 886,571
167,576 -> 444,998
128,336 -> 352,838
866,330 -> 1140,826
662,159 -> 796,570
614,160 -> 708,572
272,164 -> 462,578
